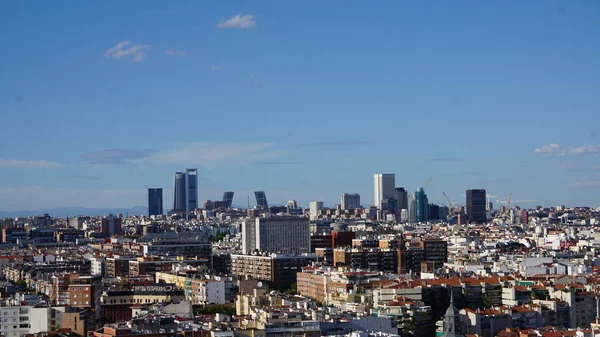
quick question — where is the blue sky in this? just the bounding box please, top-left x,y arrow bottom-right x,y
1,1 -> 599,211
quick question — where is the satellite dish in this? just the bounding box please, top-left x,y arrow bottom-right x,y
257,281 -> 263,288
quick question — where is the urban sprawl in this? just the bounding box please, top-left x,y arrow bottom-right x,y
2,171 -> 600,337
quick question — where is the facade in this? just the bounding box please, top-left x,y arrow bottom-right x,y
309,201 -> 323,220
140,235 -> 211,260
173,172 -> 186,213
399,237 -> 448,274
185,168 -> 198,213
243,216 -> 310,254
414,187 -> 429,222
147,188 -> 163,216
466,189 -> 487,223
373,173 -> 395,209
101,215 -> 122,238
100,284 -> 184,323
222,191 -> 234,208
230,254 -> 317,289
341,193 -> 361,210
254,191 -> 268,208
395,187 -> 408,214
68,216 -> 90,230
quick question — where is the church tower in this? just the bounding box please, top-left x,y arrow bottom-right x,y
441,289 -> 465,337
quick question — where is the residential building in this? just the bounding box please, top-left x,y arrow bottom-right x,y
100,215 -> 122,238
230,253 -> 317,289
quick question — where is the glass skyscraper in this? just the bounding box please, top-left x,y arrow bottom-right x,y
173,169 -> 199,214
254,191 -> 269,208
173,172 -> 186,213
414,187 -> 429,222
466,189 -> 487,223
148,188 -> 163,216
185,168 -> 198,212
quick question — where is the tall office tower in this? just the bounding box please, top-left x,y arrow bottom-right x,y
222,191 -> 234,208
466,189 -> 487,223
414,187 -> 429,222
341,193 -> 361,210
101,214 -> 123,238
254,191 -> 269,208
408,196 -> 416,223
286,200 -> 298,210
309,201 -> 324,220
428,204 -> 440,220
185,168 -> 198,212
373,173 -> 395,209
148,188 -> 163,216
394,187 -> 408,213
173,172 -> 186,213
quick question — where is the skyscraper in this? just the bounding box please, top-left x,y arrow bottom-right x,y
309,201 -> 324,220
414,187 -> 429,222
148,188 -> 163,216
373,173 -> 395,209
341,193 -> 361,210
173,172 -> 186,213
254,191 -> 268,208
222,191 -> 234,208
466,189 -> 487,223
185,168 -> 198,212
394,187 -> 408,213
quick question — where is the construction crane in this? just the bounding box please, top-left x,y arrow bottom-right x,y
442,192 -> 454,210
423,177 -> 432,190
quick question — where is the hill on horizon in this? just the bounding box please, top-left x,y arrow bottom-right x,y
0,206 -> 148,218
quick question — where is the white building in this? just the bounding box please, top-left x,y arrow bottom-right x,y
373,173 -> 395,209
309,201 -> 324,220
242,216 -> 310,254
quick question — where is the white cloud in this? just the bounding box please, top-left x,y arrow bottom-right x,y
0,186 -> 145,210
249,72 -> 256,77
105,41 -> 150,63
211,65 -> 221,71
218,14 -> 257,29
0,158 -> 64,169
569,180 -> 600,188
534,143 -> 600,156
135,142 -> 286,168
165,49 -> 188,56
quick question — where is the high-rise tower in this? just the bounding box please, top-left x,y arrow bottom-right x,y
466,189 -> 487,223
414,187 -> 429,222
254,191 -> 268,208
148,188 -> 163,216
173,172 -> 186,213
185,168 -> 198,213
373,173 -> 395,209
394,187 -> 408,213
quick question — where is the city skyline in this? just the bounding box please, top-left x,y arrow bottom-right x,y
1,2 -> 599,211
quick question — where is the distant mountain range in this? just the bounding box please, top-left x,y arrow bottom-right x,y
0,206 -> 148,218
